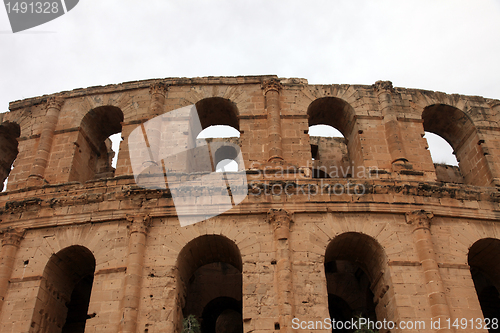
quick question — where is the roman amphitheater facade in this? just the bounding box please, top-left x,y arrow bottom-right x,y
0,75 -> 499,333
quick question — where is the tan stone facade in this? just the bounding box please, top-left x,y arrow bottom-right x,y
0,75 -> 499,332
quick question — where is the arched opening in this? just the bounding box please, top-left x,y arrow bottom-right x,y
191,98 -> 241,175
177,235 -> 243,333
312,167 -> 331,179
108,132 -> 122,168
201,296 -> 242,333
468,238 -> 500,332
214,145 -> 239,173
31,245 -> 96,333
324,233 -> 387,331
0,121 -> 20,191
216,160 -> 238,172
423,131 -> 462,183
71,106 -> 123,182
309,125 -> 344,178
423,104 -> 489,186
197,125 -> 240,140
309,124 -> 344,138
328,294 -> 353,330
130,98 -> 241,179
195,98 -> 239,136
423,132 -> 458,166
308,98 -> 355,178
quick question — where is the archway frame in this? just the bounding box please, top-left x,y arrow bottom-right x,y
175,234 -> 243,332
421,103 -> 492,186
0,222 -> 129,333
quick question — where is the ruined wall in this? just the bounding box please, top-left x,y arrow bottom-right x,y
0,76 -> 499,333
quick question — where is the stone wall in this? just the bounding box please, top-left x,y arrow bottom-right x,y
0,75 -> 499,333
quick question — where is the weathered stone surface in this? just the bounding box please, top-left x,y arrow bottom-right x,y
0,75 -> 498,332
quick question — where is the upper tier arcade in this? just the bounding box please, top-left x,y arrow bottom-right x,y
1,75 -> 499,192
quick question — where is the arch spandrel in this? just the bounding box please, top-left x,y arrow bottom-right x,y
446,221 -> 500,266
409,89 -> 495,125
0,109 -> 34,140
9,223 -> 128,280
182,85 -> 251,116
298,84 -> 368,112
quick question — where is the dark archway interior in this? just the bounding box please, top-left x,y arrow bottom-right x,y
214,145 -> 239,172
324,233 -> 385,331
81,106 -> 124,144
73,106 -> 124,181
328,294 -> 353,332
312,167 -> 331,179
307,97 -> 354,136
214,146 -> 238,166
61,274 -> 95,333
32,245 -> 96,333
195,98 -> 239,134
324,260 -> 377,332
422,104 -> 473,149
0,121 -> 20,190
308,98 -> 354,175
469,238 -> 500,332
178,235 -> 243,333
422,104 -> 490,186
201,296 -> 242,333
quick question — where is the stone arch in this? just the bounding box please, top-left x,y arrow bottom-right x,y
7,224 -> 126,297
184,85 -> 249,111
30,245 -> 96,333
188,98 -> 241,175
70,106 -> 124,183
176,234 -> 243,332
0,121 -> 20,190
214,145 -> 239,172
79,92 -> 137,124
194,97 -> 240,138
468,238 -> 500,326
201,296 -> 242,333
307,97 -> 358,177
307,97 -> 355,136
324,232 -> 387,325
422,104 -> 492,186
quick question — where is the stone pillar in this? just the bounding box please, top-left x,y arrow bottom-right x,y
374,81 -> 408,165
485,100 -> 500,187
135,83 -> 169,187
119,214 -> 150,333
406,210 -> 453,333
262,79 -> 284,162
268,209 -> 294,332
0,228 -> 24,314
144,82 -> 169,167
149,82 -> 169,116
28,96 -> 64,186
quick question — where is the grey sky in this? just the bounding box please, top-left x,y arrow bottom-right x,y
1,0 -> 499,166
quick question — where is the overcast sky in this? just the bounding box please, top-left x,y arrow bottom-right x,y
1,0 -> 499,166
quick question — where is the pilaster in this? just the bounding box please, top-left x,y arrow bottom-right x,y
119,214 -> 151,333
268,208 -> 294,332
406,210 -> 453,333
28,96 -> 65,186
374,81 -> 408,169
262,79 -> 284,163
0,228 -> 25,314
